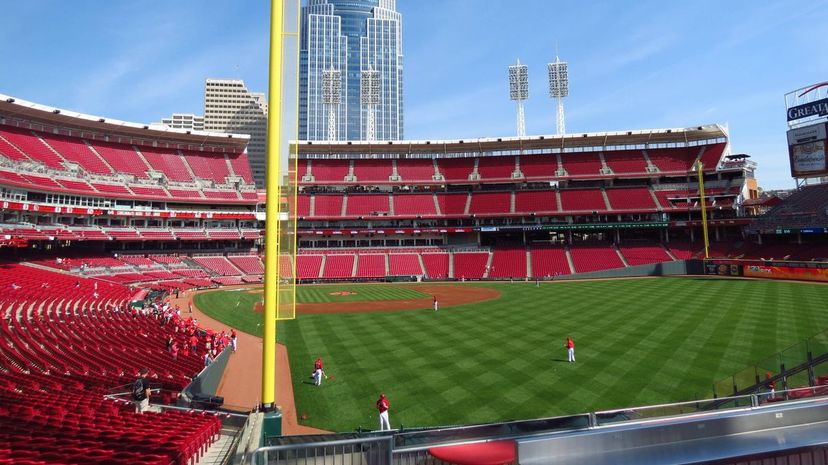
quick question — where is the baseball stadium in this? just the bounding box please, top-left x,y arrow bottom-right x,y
3,2 -> 828,465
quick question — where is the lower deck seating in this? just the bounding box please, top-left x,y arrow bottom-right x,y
452,252 -> 489,279
322,255 -> 354,279
355,254 -> 386,278
488,248 -> 527,279
421,253 -> 449,279
619,243 -> 673,266
569,245 -> 625,273
530,246 -> 571,277
389,254 -> 423,276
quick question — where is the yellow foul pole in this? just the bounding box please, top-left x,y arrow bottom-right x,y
697,160 -> 710,259
262,0 -> 284,410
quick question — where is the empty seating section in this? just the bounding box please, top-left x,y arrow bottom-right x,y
469,192 -> 511,214
0,126 -> 65,169
353,159 -> 393,182
55,178 -> 93,191
128,185 -> 168,197
207,229 -> 241,239
665,242 -> 696,260
569,245 -> 625,273
42,133 -> 113,175
184,150 -> 230,182
437,158 -> 475,181
560,152 -> 602,176
167,188 -> 202,199
530,247 -> 571,277
314,195 -> 344,217
91,183 -> 131,195
604,150 -> 648,174
453,252 -> 489,279
619,244 -> 672,266
0,169 -> 29,184
647,147 -> 695,172
395,158 -> 434,182
296,255 -> 323,279
654,190 -> 690,210
477,156 -> 515,179
515,190 -> 557,213
296,194 -> 311,217
140,147 -> 191,182
280,255 -> 293,277
0,130 -> 31,162
356,254 -> 386,278
192,256 -> 242,276
346,194 -> 390,216
312,159 -> 350,182
224,152 -> 253,184
489,248 -> 526,278
559,189 -> 607,212
393,193 -> 436,216
229,255 -> 264,274
389,254 -> 423,275
23,174 -> 62,189
699,143 -> 726,169
203,190 -> 239,200
421,253 -> 449,279
322,255 -> 354,279
436,193 -> 468,215
606,187 -> 656,210
89,140 -> 150,178
519,154 -> 557,178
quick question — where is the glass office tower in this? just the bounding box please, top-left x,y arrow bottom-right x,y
299,0 -> 403,141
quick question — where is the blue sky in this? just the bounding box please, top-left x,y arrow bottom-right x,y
1,1 -> 827,189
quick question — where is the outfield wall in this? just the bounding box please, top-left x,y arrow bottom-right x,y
553,260 -> 703,280
705,259 -> 828,283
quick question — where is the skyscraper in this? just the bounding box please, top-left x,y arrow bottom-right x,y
203,79 -> 268,187
299,0 -> 403,141
152,113 -> 205,132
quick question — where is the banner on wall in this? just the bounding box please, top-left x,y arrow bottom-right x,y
743,264 -> 828,283
705,262 -> 742,277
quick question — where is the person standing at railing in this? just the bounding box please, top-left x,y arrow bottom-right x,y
376,393 -> 391,431
766,372 -> 776,400
133,368 -> 151,414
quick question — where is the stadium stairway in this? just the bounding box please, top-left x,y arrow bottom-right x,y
564,246 -> 576,274
661,243 -> 679,261
614,244 -> 630,267
483,251 -> 493,279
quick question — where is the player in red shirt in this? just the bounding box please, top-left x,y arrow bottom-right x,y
566,336 -> 575,363
376,393 -> 391,430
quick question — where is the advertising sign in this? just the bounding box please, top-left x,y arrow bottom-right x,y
743,264 -> 828,283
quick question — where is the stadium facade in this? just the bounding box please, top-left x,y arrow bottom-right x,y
299,0 -> 404,142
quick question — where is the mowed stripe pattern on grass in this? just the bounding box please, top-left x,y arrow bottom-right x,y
296,284 -> 427,303
194,284 -> 430,337
280,278 -> 828,432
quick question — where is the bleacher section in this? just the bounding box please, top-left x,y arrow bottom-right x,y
0,123 -> 257,204
322,255 -> 355,279
529,246 -> 572,277
569,245 -> 625,273
355,254 -> 386,278
489,248 -> 526,279
452,252 -> 489,279
0,263 -> 224,465
422,253 -> 449,279
619,243 -> 673,266
389,254 -> 424,276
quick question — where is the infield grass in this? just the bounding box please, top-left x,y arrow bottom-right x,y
197,278 -> 828,432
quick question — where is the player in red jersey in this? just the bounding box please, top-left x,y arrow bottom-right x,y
376,393 -> 391,430
566,336 -> 575,363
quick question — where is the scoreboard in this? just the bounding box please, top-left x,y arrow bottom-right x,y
786,82 -> 828,179
787,122 -> 827,177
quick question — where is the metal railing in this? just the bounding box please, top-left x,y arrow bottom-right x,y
251,436 -> 393,465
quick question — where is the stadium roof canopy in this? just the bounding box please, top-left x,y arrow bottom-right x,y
295,125 -> 728,156
0,93 -> 249,151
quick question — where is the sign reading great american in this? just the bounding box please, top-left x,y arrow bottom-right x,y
787,97 -> 828,122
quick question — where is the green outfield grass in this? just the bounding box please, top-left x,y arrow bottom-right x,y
197,278 -> 828,432
194,284 -> 428,336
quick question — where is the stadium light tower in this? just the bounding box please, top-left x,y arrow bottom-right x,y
321,68 -> 342,141
361,67 -> 381,142
508,59 -> 529,138
547,56 -> 569,135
